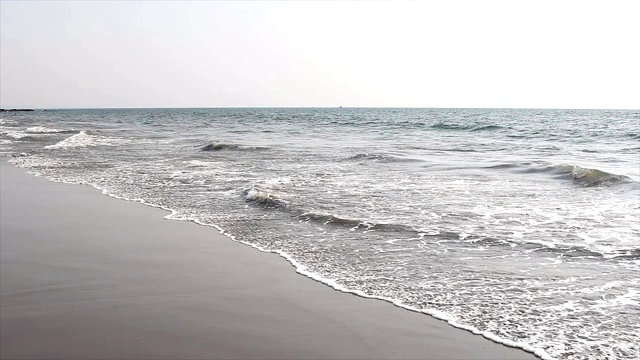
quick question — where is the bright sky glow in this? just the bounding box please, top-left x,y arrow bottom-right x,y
1,1 -> 639,109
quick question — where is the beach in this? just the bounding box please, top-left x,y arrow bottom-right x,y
0,160 -> 538,359
2,0 -> 639,357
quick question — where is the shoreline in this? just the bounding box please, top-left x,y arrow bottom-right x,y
1,160 -> 539,359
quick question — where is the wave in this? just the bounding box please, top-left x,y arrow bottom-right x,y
241,187 -> 635,260
430,123 -> 464,130
296,212 -> 363,227
200,142 -> 268,152
1,131 -> 57,142
523,243 -> 640,261
10,152 -> 31,159
3,130 -> 30,139
242,186 -> 422,234
610,248 -> 640,260
464,235 -> 640,261
45,131 -> 130,149
0,118 -> 16,126
296,212 -> 419,233
486,162 -> 632,187
403,145 -> 506,153
345,153 -> 420,163
430,122 -> 505,132
243,187 -> 289,208
2,160 -> 556,360
471,124 -> 503,132
551,165 -> 631,187
485,163 -> 522,170
625,132 -> 640,139
1,125 -> 75,140
528,244 -> 604,258
25,126 -> 76,134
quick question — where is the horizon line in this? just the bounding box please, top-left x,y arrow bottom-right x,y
2,106 -> 639,111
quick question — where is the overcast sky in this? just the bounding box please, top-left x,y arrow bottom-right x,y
1,1 -> 638,109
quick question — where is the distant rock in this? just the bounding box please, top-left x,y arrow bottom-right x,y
0,109 -> 35,112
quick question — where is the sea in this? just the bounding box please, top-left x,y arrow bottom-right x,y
1,108 -> 638,360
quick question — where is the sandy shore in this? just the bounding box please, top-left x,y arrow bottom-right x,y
0,161 -> 537,360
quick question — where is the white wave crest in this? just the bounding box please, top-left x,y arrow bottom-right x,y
45,131 -> 129,149
4,131 -> 29,139
25,126 -> 63,133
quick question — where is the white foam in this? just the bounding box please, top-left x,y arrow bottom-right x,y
187,160 -> 213,167
1,126 -> 70,141
9,155 -> 70,170
243,186 -> 289,207
25,126 -> 63,133
4,131 -> 29,139
0,163 -> 569,360
86,198 -> 553,359
262,177 -> 292,187
595,287 -> 640,308
45,131 -> 129,149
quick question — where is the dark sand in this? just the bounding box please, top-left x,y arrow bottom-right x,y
0,161 -> 538,359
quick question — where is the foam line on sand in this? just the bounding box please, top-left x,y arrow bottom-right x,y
0,161 -> 538,359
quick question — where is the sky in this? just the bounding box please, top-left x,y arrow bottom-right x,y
1,1 -> 639,109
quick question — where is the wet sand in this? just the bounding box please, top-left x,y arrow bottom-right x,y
0,161 -> 538,359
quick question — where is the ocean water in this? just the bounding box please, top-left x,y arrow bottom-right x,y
1,108 -> 638,360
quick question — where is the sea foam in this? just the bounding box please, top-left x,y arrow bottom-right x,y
45,131 -> 130,149
26,126 -> 65,133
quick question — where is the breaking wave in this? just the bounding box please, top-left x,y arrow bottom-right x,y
242,186 -> 422,234
45,131 -> 130,149
0,125 -> 76,141
243,187 -> 289,208
3,107 -> 638,360
486,162 -> 633,187
296,212 -> 418,233
460,234 -> 640,261
2,131 -> 31,139
1,131 -> 55,142
25,126 -> 76,134
537,164 -> 632,187
240,190 -> 639,260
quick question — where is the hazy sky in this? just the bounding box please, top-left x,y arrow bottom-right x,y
1,1 -> 638,109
